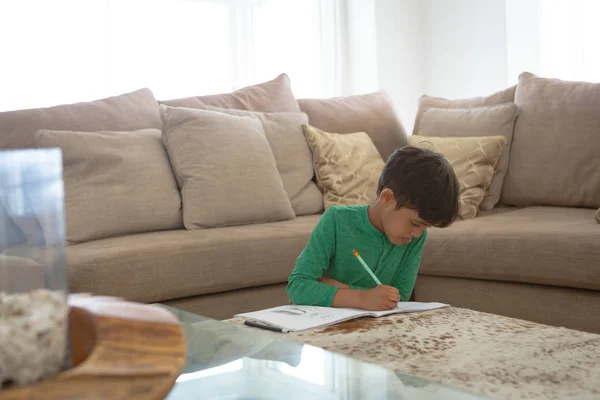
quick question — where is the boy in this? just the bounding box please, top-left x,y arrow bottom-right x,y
287,146 -> 460,311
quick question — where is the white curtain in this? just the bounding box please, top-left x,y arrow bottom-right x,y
0,0 -> 378,112
538,0 -> 600,82
505,0 -> 600,85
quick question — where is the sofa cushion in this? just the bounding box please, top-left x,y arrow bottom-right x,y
0,89 -> 163,244
298,91 -> 408,161
419,206 -> 600,291
160,105 -> 295,228
413,86 -> 516,135
417,104 -> 518,211
0,254 -> 45,293
502,73 -> 600,208
159,74 -> 300,113
303,124 -> 384,209
35,128 -> 183,243
0,88 -> 161,150
183,106 -> 323,216
409,135 -> 506,220
66,215 -> 321,303
0,200 -> 27,252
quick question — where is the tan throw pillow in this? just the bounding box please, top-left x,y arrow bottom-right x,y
0,88 -> 163,244
193,107 -> 323,216
417,104 -> 518,211
413,86 -> 516,135
409,136 -> 506,220
160,74 -> 300,113
35,129 -> 183,243
502,72 -> 600,208
595,209 -> 600,224
303,124 -> 385,209
160,105 -> 295,228
298,91 -> 408,161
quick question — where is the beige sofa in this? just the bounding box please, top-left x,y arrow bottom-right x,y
1,73 -> 598,333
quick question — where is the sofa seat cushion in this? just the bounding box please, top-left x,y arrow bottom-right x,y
419,206 -> 600,291
67,215 -> 321,303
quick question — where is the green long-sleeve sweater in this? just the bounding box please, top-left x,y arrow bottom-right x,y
287,205 -> 427,307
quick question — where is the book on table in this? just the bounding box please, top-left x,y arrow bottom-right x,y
234,302 -> 449,332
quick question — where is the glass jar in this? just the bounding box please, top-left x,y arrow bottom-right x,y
0,148 -> 70,389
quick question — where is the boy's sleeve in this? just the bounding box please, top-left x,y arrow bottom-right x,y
287,208 -> 339,306
392,229 -> 427,301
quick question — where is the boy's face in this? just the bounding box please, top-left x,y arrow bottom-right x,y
379,189 -> 429,246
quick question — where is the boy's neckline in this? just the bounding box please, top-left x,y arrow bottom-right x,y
363,205 -> 386,237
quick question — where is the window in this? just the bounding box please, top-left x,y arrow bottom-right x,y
0,0 -> 350,111
506,0 -> 600,84
539,0 -> 600,82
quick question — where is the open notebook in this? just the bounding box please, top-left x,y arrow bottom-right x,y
235,302 -> 449,332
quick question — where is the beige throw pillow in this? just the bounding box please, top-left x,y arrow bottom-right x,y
409,135 -> 506,220
160,105 -> 295,229
35,129 -> 183,243
303,124 -> 385,209
413,86 -> 516,135
0,88 -> 162,244
160,74 -> 300,113
595,208 -> 600,224
417,104 -> 518,211
298,91 -> 408,161
502,72 -> 600,208
181,106 -> 323,216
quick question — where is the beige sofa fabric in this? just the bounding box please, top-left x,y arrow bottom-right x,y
0,202 -> 27,251
164,283 -> 289,321
160,105 -> 295,229
298,91 -> 408,161
413,86 -> 516,135
502,73 -> 600,208
189,107 -> 323,216
419,206 -> 600,291
303,125 -> 384,209
415,276 -> 600,334
409,135 -> 506,220
0,254 -> 45,293
0,88 -> 163,244
0,88 -> 162,150
67,215 -> 321,303
159,74 -> 300,113
35,129 -> 183,243
418,104 -> 518,211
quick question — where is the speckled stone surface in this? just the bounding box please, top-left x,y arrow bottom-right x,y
0,289 -> 68,388
226,307 -> 600,400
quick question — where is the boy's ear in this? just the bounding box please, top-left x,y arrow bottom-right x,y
379,188 -> 395,205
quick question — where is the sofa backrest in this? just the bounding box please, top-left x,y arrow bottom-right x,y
502,72 -> 600,208
0,88 -> 162,150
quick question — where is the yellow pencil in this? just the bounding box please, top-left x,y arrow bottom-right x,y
352,249 -> 382,285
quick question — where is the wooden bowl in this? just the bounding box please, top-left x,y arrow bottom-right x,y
2,295 -> 186,400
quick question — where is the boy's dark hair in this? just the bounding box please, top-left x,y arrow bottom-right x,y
377,146 -> 460,228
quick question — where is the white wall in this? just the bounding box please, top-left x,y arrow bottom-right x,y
346,0 -> 379,95
505,0 -> 541,86
422,0 -> 508,99
375,0 -> 510,132
375,0 -> 424,133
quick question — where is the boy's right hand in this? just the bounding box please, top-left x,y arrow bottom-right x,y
359,285 -> 400,311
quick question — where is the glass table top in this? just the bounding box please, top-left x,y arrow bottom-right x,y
161,305 -> 489,400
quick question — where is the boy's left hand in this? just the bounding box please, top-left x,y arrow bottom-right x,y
319,277 -> 350,289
